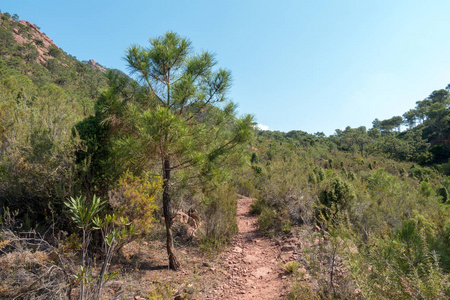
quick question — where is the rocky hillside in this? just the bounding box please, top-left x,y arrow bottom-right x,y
9,18 -> 59,64
1,11 -> 106,72
0,11 -> 111,101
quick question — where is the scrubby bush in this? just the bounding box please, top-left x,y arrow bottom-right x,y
200,185 -> 238,251
256,204 -> 291,236
319,178 -> 355,211
284,260 -> 300,274
236,179 -> 255,197
437,186 -> 448,203
108,171 -> 161,236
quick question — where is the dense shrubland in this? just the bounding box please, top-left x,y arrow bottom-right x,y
246,129 -> 450,298
1,9 -> 450,299
0,12 -> 252,298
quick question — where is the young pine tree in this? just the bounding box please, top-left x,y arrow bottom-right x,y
120,32 -> 253,270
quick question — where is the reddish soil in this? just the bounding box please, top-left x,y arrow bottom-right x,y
102,196 -> 294,299
211,197 -> 290,299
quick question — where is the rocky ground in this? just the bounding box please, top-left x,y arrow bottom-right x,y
210,196 -> 293,299
100,197 -> 310,299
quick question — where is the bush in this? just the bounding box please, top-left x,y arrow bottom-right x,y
200,186 -> 238,251
0,230 -> 72,299
308,172 -> 317,184
108,171 -> 161,236
258,207 -> 278,234
257,207 -> 290,236
249,197 -> 268,215
319,178 -> 355,210
236,179 -> 255,197
284,261 -> 300,274
437,186 -> 449,203
48,46 -> 61,58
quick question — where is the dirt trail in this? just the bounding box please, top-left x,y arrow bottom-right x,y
211,197 -> 291,299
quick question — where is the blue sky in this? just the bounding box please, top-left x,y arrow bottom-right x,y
2,0 -> 450,135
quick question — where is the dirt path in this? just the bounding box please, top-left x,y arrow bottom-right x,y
211,197 -> 291,299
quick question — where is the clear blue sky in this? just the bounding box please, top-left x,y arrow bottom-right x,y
3,0 -> 450,135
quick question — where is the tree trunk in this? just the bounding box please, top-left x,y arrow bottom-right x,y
163,157 -> 180,270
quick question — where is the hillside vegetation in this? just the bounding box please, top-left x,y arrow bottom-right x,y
0,10 -> 449,299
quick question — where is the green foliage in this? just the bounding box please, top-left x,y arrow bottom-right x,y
1,11 -> 449,296
65,195 -> 105,229
317,168 -> 326,182
284,261 -> 300,274
236,179 -> 255,197
319,178 -> 355,210
0,14 -> 112,224
420,181 -> 435,197
48,45 -> 61,58
251,152 -> 258,163
251,129 -> 450,298
257,206 -> 290,236
437,186 -> 449,203
349,232 -> 449,299
307,171 -> 317,184
348,171 -> 356,181
249,197 -> 268,215
108,171 -> 161,236
257,207 -> 278,235
65,195 -> 135,299
200,185 -> 238,252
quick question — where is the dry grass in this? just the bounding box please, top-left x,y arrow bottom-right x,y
0,230 -> 73,299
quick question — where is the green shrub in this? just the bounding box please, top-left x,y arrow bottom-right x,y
250,152 -> 258,163
200,186 -> 238,251
236,179 -> 255,197
48,46 -> 61,58
33,39 -> 44,47
319,178 -> 355,210
317,168 -> 325,182
341,167 -> 348,178
249,197 -> 268,215
348,171 -> 356,181
258,207 -> 277,234
284,261 -> 300,274
420,181 -> 435,197
287,282 -> 315,300
437,186 -> 448,203
257,207 -> 289,236
307,172 -> 317,185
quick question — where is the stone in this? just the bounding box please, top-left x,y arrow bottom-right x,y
187,216 -> 198,228
243,255 -> 258,264
233,246 -> 243,253
175,211 -> 189,223
281,244 -> 296,252
251,267 -> 271,278
285,237 -> 298,244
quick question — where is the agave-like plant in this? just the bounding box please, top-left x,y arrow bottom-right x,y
64,195 -> 105,300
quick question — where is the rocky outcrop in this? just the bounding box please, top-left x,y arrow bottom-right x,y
87,59 -> 106,72
9,18 -> 59,64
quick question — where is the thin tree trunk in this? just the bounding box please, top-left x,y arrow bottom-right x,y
163,157 -> 180,270
95,236 -> 115,300
80,228 -> 86,300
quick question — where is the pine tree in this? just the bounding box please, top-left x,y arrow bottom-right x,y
122,32 -> 254,270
